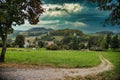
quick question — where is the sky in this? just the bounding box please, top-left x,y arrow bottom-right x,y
13,0 -> 120,33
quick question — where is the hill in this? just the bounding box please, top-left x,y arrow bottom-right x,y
96,31 -> 114,35
26,27 -> 53,32
50,29 -> 84,36
8,27 -> 53,38
8,30 -> 23,39
19,27 -> 53,37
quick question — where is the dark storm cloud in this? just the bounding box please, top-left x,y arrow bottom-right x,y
13,0 -> 120,33
42,0 -> 85,4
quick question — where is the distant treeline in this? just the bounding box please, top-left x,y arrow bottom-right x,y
1,29 -> 120,52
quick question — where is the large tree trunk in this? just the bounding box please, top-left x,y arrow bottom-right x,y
0,34 -> 7,62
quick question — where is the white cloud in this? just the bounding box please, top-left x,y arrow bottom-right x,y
65,21 -> 87,27
43,10 -> 68,17
13,20 -> 60,30
20,20 -> 59,26
42,3 -> 83,17
63,3 -> 83,13
38,20 -> 60,25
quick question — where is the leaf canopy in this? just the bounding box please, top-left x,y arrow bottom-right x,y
0,0 -> 44,35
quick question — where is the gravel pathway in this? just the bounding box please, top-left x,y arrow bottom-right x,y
0,54 -> 114,80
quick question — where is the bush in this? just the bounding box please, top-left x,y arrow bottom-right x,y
38,41 -> 44,48
79,43 -> 85,49
46,44 -> 59,50
0,42 -> 2,47
62,45 -> 69,50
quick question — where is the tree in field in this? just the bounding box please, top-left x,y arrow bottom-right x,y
38,40 -> 44,48
87,36 -> 99,49
88,0 -> 120,26
105,33 -> 112,49
15,35 -> 25,48
111,35 -> 119,49
68,41 -> 79,50
0,0 -> 44,62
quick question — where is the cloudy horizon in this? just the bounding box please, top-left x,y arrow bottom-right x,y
13,0 -> 120,33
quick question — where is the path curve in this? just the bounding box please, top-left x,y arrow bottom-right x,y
0,54 -> 114,80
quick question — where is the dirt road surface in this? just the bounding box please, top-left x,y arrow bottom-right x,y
0,54 -> 114,80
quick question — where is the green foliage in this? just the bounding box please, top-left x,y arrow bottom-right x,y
38,40 -> 44,48
100,39 -> 106,50
0,9 -> 6,23
15,35 -> 25,48
0,0 -> 44,62
87,36 -> 105,51
68,41 -> 79,50
50,29 -> 84,36
79,43 -> 85,49
88,36 -> 99,48
61,36 -> 85,50
0,0 -> 44,35
111,35 -> 119,50
41,35 -> 54,41
105,33 -> 112,49
0,39 -> 14,47
61,36 -> 73,45
0,42 -> 2,47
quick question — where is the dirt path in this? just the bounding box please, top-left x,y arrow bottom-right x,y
0,54 -> 114,80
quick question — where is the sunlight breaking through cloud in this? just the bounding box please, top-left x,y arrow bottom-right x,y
42,3 -> 83,17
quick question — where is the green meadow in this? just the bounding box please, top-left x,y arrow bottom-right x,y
1,48 -> 120,79
5,48 -> 101,68
102,51 -> 120,74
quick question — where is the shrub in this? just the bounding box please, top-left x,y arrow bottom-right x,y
46,44 -> 59,50
0,42 -> 2,47
79,43 -> 85,49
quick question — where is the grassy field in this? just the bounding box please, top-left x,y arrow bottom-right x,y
102,51 -> 120,74
1,48 -> 120,79
90,51 -> 120,80
5,48 -> 101,68
68,51 -> 120,80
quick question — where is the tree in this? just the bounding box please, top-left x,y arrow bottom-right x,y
68,41 -> 79,50
100,39 -> 106,50
87,36 -> 99,49
88,0 -> 120,26
111,35 -> 119,49
38,40 -> 44,48
15,35 -> 25,48
79,43 -> 85,49
105,33 -> 112,49
119,38 -> 120,48
0,0 -> 44,62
